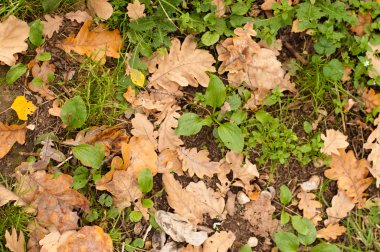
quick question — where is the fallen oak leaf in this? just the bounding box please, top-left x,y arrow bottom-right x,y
203,231 -> 235,252
0,123 -> 27,159
128,136 -> 158,177
0,15 -> 29,66
5,228 -> 25,252
362,88 -> 380,113
0,184 -> 26,207
131,113 -> 158,149
48,99 -> 62,117
11,96 -> 37,121
41,14 -> 63,38
178,147 -> 219,178
363,115 -> 380,187
127,0 -> 146,21
158,105 -> 183,151
87,0 -> 113,20
157,149 -> 183,175
64,10 -> 92,23
320,129 -> 349,156
297,190 -> 322,225
324,191 -> 355,226
58,21 -> 122,64
317,223 -> 346,241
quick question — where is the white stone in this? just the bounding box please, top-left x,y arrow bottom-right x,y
247,236 -> 258,247
237,191 -> 250,205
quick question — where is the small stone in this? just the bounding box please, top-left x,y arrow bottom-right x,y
133,222 -> 143,235
247,236 -> 258,247
237,191 -> 250,205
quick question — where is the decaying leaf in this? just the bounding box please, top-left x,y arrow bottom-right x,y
0,15 -> 29,66
65,10 -> 92,23
0,123 -> 27,159
324,191 -> 355,226
163,173 -> 225,225
5,228 -> 25,252
40,138 -> 66,163
211,0 -> 225,17
42,15 -> 63,38
177,147 -> 219,178
155,211 -> 208,246
351,12 -> 372,36
366,43 -> 380,78
96,169 -> 142,210
11,96 -> 37,121
158,106 -> 183,151
28,59 -> 56,100
127,0 -> 146,21
59,21 -> 122,64
131,113 -> 158,149
325,149 -> 372,204
128,136 -> 158,177
0,184 -> 26,207
317,223 -> 346,241
320,129 -> 349,156
297,191 -> 322,225
243,192 -> 278,248
363,115 -> 380,187
203,231 -> 235,252
362,88 -> 380,113
87,0 -> 113,20
48,99 -> 62,117
149,35 -> 215,92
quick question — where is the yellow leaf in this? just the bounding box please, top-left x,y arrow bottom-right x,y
11,96 -> 36,121
130,68 -> 145,87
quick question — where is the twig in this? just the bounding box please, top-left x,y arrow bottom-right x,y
284,41 -> 308,65
143,225 -> 152,242
55,155 -> 73,168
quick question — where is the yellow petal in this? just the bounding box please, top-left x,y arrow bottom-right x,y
11,96 -> 36,121
130,68 -> 145,87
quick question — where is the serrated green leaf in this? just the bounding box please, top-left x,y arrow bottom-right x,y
314,37 -> 337,55
323,59 -> 344,81
6,64 -> 27,84
274,232 -> 299,252
60,96 -> 87,129
218,122 -> 244,152
72,143 -> 105,169
231,2 -> 250,15
29,19 -> 45,46
204,74 -> 226,109
138,169 -> 153,193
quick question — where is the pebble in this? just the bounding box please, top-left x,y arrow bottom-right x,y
237,191 -> 250,205
247,236 -> 258,247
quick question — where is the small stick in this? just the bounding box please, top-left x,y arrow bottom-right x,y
143,225 -> 152,242
284,41 -> 308,65
55,155 -> 73,168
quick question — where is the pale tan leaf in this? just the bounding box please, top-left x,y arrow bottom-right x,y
96,169 -> 142,210
233,158 -> 259,190
48,99 -> 62,117
325,149 -> 372,204
317,224 -> 346,241
297,191 -> 322,225
0,15 -> 29,66
362,88 -> 380,113
324,191 -> 355,226
351,12 -> 372,36
0,123 -> 27,159
5,228 -> 25,252
366,43 -> 380,78
131,113 -> 158,149
0,184 -> 26,207
155,211 -> 208,246
42,15 -> 63,38
39,229 -> 75,252
261,0 -> 277,10
158,106 -> 183,151
58,21 -> 122,64
363,116 -> 380,187
127,0 -> 146,21
128,136 -> 158,177
65,10 -> 92,23
211,0 -> 225,17
87,0 -> 113,20
178,147 -> 219,178
320,129 -> 349,156
157,149 -> 183,175
203,231 -> 235,252
149,35 -> 215,92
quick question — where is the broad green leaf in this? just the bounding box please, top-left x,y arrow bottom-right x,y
310,243 -> 340,252
106,208 -> 119,219
303,121 -> 313,134
239,245 -> 252,252
60,96 -> 87,129
218,122 -> 244,152
314,37 -> 337,55
274,232 -> 299,252
231,2 -> 250,15
201,31 -> 220,46
291,216 -> 317,245
142,198 -> 154,208
138,169 -> 153,193
29,19 -> 45,46
129,211 -> 143,222
72,143 -> 105,169
72,166 -> 89,190
230,110 -> 246,125
280,185 -> 292,205
6,64 -> 27,84
280,210 -> 290,224
227,93 -> 242,110
41,0 -> 62,12
176,113 -> 212,136
323,59 -> 344,81
204,74 -> 226,110
37,52 -> 51,61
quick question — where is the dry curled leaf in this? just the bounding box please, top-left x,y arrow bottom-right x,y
149,35 -> 215,92
320,129 -> 349,156
324,191 -> 355,226
0,15 -> 29,66
42,15 -> 63,38
5,228 -> 25,252
87,0 -> 113,20
0,184 -> 26,207
203,231 -> 236,252
178,147 -> 219,178
297,191 -> 322,225
0,123 -> 27,159
131,113 -> 158,149
362,88 -> 380,113
317,223 -> 346,241
155,211 -> 208,246
65,10 -> 92,23
59,21 -> 122,64
11,96 -> 37,121
325,149 -> 372,204
127,0 -> 146,21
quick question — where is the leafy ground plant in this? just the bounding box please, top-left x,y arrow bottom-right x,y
0,0 -> 380,251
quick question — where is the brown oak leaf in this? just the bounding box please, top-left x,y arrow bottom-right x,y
0,123 -> 27,159
203,231 -> 235,252
325,149 -> 372,204
65,10 -> 92,23
131,113 -> 158,149
157,149 -> 183,175
363,116 -> 380,187
297,191 -> 322,225
178,147 -> 219,178
158,105 -> 183,151
324,191 -> 355,226
87,0 -> 113,20
0,15 -> 29,66
149,35 -> 215,92
42,15 -> 63,38
362,88 -> 380,113
320,129 -> 349,156
127,0 -> 146,21
128,136 -> 158,177
5,228 -> 25,252
59,21 -> 122,64
0,184 -> 26,207
317,223 -> 346,241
